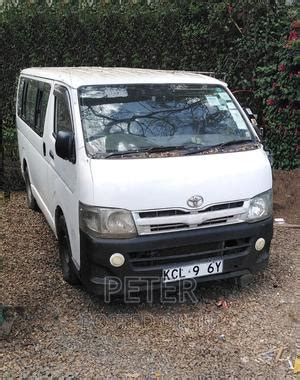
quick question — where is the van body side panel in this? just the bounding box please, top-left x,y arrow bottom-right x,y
17,107 -> 46,197
45,84 -> 81,267
47,159 -> 79,263
16,76 -> 55,231
17,77 -> 92,269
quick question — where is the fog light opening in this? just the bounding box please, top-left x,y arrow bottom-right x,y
110,253 -> 125,267
255,238 -> 265,251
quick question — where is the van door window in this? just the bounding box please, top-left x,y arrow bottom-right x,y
35,83 -> 51,137
54,89 -> 73,135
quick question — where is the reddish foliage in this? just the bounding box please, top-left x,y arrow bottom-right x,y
288,30 -> 298,41
266,98 -> 276,106
278,63 -> 286,72
291,20 -> 300,29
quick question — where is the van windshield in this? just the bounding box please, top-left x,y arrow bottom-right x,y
78,84 -> 254,158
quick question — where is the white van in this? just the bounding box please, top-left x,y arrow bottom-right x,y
16,67 -> 273,295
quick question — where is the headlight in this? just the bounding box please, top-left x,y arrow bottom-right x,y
247,189 -> 272,222
79,203 -> 137,238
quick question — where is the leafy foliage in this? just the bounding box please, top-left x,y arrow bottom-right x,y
255,20 -> 300,169
0,0 -> 298,168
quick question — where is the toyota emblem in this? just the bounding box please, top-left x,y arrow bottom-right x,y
187,195 -> 204,208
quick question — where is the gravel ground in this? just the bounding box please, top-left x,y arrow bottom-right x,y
1,171 -> 299,378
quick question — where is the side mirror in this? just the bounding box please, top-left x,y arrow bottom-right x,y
55,131 -> 76,163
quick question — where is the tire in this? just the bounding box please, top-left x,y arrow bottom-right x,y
57,215 -> 80,285
24,169 -> 38,210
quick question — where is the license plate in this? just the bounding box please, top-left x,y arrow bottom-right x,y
163,259 -> 223,283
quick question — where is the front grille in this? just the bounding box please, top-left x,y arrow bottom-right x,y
134,200 -> 248,235
139,209 -> 187,218
138,201 -> 244,219
149,216 -> 235,232
150,223 -> 188,232
201,216 -> 234,226
203,201 -> 244,212
128,238 -> 251,269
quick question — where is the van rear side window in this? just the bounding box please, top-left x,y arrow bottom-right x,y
18,78 -> 51,137
24,81 -> 39,127
17,78 -> 25,117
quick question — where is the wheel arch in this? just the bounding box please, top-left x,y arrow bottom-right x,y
22,158 -> 27,178
23,158 -> 27,171
55,205 -> 64,237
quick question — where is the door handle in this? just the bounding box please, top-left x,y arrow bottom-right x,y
49,150 -> 54,159
43,142 -> 46,156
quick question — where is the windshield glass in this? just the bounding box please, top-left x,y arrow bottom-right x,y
78,84 -> 254,157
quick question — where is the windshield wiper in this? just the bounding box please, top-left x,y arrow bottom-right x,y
215,139 -> 256,148
92,140 -> 257,159
184,139 -> 257,156
103,145 -> 186,159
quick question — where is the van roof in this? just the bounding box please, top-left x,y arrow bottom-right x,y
21,67 -> 226,89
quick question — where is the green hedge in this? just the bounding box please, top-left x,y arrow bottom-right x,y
0,0 -> 298,170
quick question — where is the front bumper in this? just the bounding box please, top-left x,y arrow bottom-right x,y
79,217 -> 273,295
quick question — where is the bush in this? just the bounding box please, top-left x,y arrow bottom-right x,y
0,0 -> 298,169
255,19 -> 300,169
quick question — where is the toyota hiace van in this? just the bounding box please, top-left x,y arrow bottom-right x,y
16,67 -> 273,295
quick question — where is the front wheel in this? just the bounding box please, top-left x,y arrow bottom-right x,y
57,215 -> 80,285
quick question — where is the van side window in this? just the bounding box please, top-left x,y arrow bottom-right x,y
24,80 -> 39,128
17,78 -> 25,117
54,89 -> 73,135
18,78 -> 51,137
35,83 -> 51,137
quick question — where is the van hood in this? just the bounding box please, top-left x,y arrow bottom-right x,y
89,148 -> 272,211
